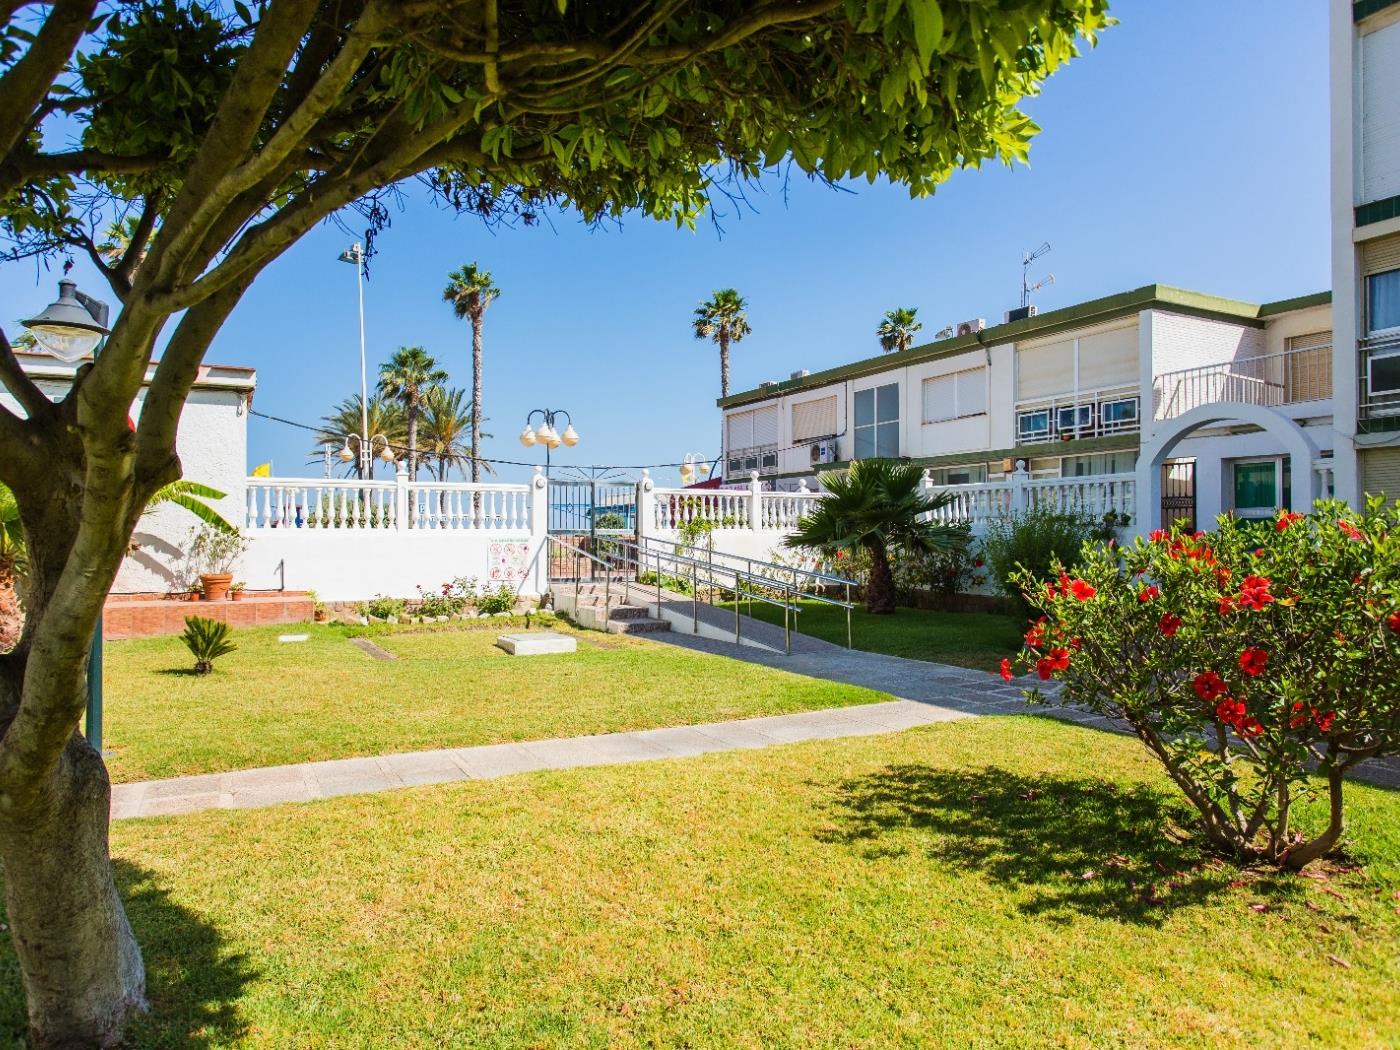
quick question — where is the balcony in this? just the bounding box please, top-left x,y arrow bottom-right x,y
1360,332 -> 1400,423
1014,386 -> 1140,446
1152,344 -> 1332,421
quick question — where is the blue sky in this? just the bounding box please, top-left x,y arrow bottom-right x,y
2,0 -> 1331,486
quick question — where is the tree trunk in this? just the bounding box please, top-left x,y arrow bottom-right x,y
0,735 -> 146,1047
1284,765 -> 1346,870
470,311 -> 483,485
863,539 -> 896,614
406,399 -> 419,479
719,331 -> 730,400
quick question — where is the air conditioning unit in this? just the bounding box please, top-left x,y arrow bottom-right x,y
955,318 -> 987,337
790,369 -> 810,380
1004,305 -> 1038,323
810,440 -> 837,465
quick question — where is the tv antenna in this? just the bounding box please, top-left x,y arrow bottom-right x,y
1021,242 -> 1055,309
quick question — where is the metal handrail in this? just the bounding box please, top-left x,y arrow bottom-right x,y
640,535 -> 858,588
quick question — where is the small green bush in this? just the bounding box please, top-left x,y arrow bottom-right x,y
474,584 -> 518,615
362,595 -> 406,620
982,506 -> 1098,611
180,616 -> 236,674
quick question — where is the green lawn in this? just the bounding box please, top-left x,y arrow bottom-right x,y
723,599 -> 1023,670
102,621 -> 889,784
8,717 -> 1398,1047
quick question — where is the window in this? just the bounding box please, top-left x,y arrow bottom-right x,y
854,383 -> 899,459
1056,404 -> 1093,435
792,395 -> 838,442
927,463 -> 987,486
1369,269 -> 1400,336
921,368 -> 988,423
1233,460 -> 1279,518
1101,397 -> 1139,429
1017,409 -> 1051,442
1371,352 -> 1400,396
1061,451 -> 1135,478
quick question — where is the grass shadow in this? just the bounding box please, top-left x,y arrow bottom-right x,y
154,668 -> 202,678
819,763 -> 1261,926
0,860 -> 255,1047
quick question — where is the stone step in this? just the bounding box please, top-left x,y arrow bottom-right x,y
607,605 -> 651,621
605,617 -> 672,635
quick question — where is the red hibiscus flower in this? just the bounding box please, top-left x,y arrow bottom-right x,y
1275,511 -> 1302,531
1069,579 -> 1096,601
999,658 -> 1014,682
1149,529 -> 1168,543
1388,610 -> 1400,635
1237,575 -> 1274,611
1253,548 -> 1266,557
1214,697 -> 1246,724
1158,612 -> 1182,637
1137,585 -> 1160,603
973,557 -> 985,568
1288,702 -> 1309,730
1045,582 -> 1057,601
1035,658 -> 1054,680
1046,647 -> 1071,672
1025,621 -> 1046,647
1238,717 -> 1264,738
1193,671 -> 1227,702
1238,647 -> 1268,677
1314,710 -> 1336,733
1217,595 -> 1236,617
1338,520 -> 1363,541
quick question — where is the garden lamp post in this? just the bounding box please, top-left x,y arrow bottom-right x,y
678,452 -> 713,486
336,242 -> 371,477
337,432 -> 397,475
519,407 -> 578,479
21,279 -> 111,752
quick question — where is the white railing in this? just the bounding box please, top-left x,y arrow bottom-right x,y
1153,343 -> 1333,420
1014,386 -> 1140,445
927,469 -> 1136,528
650,487 -> 753,531
245,476 -> 532,532
759,490 -> 822,529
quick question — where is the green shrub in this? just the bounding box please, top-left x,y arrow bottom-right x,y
1007,500 -> 1400,870
180,616 -> 236,674
362,594 -> 405,620
982,506 -> 1097,610
638,570 -> 694,595
474,584 -> 518,615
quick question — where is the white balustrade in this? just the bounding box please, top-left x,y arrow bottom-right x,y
759,491 -> 821,529
927,470 -> 1136,529
650,488 -> 754,530
244,476 -> 532,532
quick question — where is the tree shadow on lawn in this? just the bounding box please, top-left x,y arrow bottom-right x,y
0,860 -> 255,1047
817,762 -> 1294,926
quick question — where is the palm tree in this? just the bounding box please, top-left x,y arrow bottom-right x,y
692,288 -> 751,399
877,307 -> 922,354
378,346 -> 447,478
784,459 -> 964,615
145,481 -> 236,534
419,386 -> 485,481
314,394 -> 407,478
442,264 -> 500,483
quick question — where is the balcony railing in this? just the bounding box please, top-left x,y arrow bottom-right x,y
1014,386 -> 1140,445
1360,331 -> 1400,421
1153,344 -> 1332,421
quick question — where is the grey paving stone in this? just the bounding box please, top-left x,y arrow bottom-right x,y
382,750 -> 466,775
450,742 -> 545,780
141,792 -> 225,817
626,725 -> 729,758
519,737 -> 613,769
145,773 -> 225,800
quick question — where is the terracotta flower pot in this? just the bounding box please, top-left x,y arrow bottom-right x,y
201,573 -> 234,602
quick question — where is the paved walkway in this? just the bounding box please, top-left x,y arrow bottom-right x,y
111,628 -> 1400,820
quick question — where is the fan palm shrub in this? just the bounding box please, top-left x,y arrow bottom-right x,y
784,459 -> 965,614
180,616 -> 236,674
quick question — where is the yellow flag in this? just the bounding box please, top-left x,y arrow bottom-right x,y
251,462 -> 272,477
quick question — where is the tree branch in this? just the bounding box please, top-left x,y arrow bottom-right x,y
0,326 -> 57,423
0,0 -> 97,162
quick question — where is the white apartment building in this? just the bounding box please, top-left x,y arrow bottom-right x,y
719,284 -> 1334,531
1332,0 -> 1400,504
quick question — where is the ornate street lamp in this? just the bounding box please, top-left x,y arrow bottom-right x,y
678,453 -> 714,486
337,432 -> 397,475
21,279 -> 112,752
336,243 -> 373,477
520,407 -> 578,477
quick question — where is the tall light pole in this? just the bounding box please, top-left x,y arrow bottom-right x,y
337,242 -> 372,477
21,279 -> 112,753
519,407 -> 579,479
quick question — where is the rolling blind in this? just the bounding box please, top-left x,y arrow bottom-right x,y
792,395 -> 837,441
726,411 -> 752,449
921,374 -> 956,422
1016,339 -> 1074,400
1076,325 -> 1139,389
1362,21 -> 1400,205
1363,448 -> 1400,504
750,405 -> 779,446
958,368 -> 988,416
1362,232 -> 1400,276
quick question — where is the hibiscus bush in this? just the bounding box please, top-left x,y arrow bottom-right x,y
1005,499 -> 1400,870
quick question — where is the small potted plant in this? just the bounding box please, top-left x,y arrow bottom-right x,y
188,580 -> 203,602
187,524 -> 249,603
229,581 -> 246,601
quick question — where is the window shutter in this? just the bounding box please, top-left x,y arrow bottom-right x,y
921,375 -> 956,422
1016,339 -> 1075,400
1362,232 -> 1400,276
1363,447 -> 1400,504
958,368 -> 988,416
751,405 -> 779,446
726,411 -> 753,450
792,395 -> 837,441
1362,21 -> 1400,205
1076,325 -> 1139,390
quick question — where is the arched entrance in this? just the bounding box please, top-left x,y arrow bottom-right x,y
1135,402 -> 1319,538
